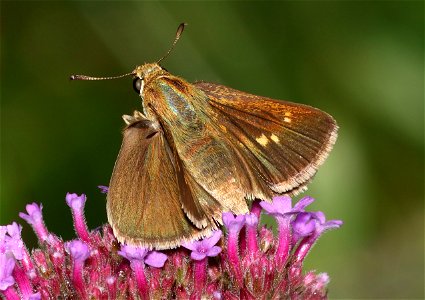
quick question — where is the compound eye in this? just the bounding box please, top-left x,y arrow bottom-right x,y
133,78 -> 143,94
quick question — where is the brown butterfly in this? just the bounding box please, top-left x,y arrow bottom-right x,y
71,24 -> 337,250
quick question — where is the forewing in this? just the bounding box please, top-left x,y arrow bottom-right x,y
107,116 -> 211,250
195,82 -> 338,195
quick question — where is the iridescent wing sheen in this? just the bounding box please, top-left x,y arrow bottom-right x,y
195,82 -> 338,195
106,113 -> 212,250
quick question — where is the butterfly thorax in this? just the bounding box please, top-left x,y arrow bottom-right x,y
134,64 -> 206,133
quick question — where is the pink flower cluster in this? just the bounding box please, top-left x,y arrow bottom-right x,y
0,190 -> 342,299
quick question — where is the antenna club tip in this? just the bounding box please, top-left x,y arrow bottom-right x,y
70,75 -> 77,80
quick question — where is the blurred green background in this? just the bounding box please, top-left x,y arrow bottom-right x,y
1,1 -> 423,298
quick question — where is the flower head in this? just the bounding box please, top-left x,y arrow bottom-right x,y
0,223 -> 24,260
244,213 -> 258,227
19,203 -> 48,241
19,203 -> 43,225
65,193 -> 87,210
0,191 -> 342,299
260,195 -> 314,217
292,212 -> 317,242
66,240 -> 90,263
0,253 -> 15,291
182,230 -> 222,261
222,212 -> 245,234
28,292 -> 41,300
118,245 -> 167,268
98,185 -> 109,194
313,211 -> 344,232
66,193 -> 90,242
6,223 -> 22,240
292,211 -> 343,266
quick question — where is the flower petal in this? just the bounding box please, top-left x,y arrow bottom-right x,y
222,213 -> 245,233
6,222 -> 22,239
19,203 -> 43,225
0,275 -> 15,291
259,201 -> 276,214
66,240 -> 90,262
292,212 -> 316,237
222,212 -> 235,227
0,226 -> 7,240
271,196 -> 292,213
118,245 -> 148,261
144,251 -> 168,268
245,213 -> 258,226
181,239 -> 200,251
0,254 -> 15,290
28,292 -> 41,300
260,196 -> 293,215
293,196 -> 314,211
207,246 -> 222,257
322,220 -> 343,231
203,230 -> 222,248
97,185 -> 109,194
190,251 -> 207,261
314,211 -> 326,224
65,193 -> 86,210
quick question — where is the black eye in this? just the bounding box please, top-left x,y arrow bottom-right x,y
133,78 -> 143,94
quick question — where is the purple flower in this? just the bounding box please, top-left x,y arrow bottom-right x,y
260,195 -> 314,217
118,245 -> 167,268
66,240 -> 90,262
0,227 -> 6,239
304,272 -> 329,290
6,223 -> 22,240
19,203 -> 49,241
98,185 -> 109,194
292,212 -> 317,242
0,227 -> 6,253
293,211 -> 343,265
260,195 -> 292,215
19,203 -> 43,226
0,253 -> 15,291
28,292 -> 41,300
66,240 -> 90,299
259,196 -> 315,268
65,193 -> 87,210
182,230 -> 222,261
313,211 -> 343,232
118,245 -> 167,298
0,190 -> 342,299
244,213 -> 258,227
222,212 -> 245,233
65,193 -> 90,242
244,213 -> 259,257
0,223 -> 25,260
292,211 -> 342,244
222,213 -> 246,285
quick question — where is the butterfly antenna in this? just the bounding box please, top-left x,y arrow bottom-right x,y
157,22 -> 187,64
70,72 -> 134,81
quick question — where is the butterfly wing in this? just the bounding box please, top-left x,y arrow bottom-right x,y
143,76 -> 277,223
106,113 -> 212,250
194,82 -> 338,195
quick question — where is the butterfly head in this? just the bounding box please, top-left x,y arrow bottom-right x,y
131,22 -> 187,97
132,63 -> 169,96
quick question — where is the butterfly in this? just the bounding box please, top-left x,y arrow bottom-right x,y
72,24 -> 337,250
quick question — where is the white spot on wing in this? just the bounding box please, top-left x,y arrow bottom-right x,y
256,133 -> 269,146
270,134 -> 280,143
284,117 -> 291,123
